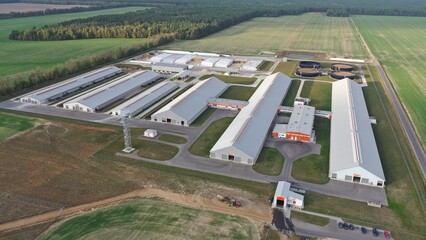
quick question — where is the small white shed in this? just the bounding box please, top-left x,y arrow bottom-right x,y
144,129 -> 158,138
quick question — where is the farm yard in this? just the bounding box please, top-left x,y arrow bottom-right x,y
164,13 -> 367,58
40,199 -> 258,240
353,15 -> 426,149
0,7 -> 149,78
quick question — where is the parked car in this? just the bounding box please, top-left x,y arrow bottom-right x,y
343,223 -> 349,230
361,227 -> 367,234
372,228 -> 379,237
338,222 -> 344,229
348,224 -> 355,230
384,230 -> 391,239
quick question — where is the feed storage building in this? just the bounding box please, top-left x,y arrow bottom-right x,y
151,78 -> 227,126
20,66 -> 121,104
272,105 -> 315,143
151,62 -> 188,73
209,73 -> 292,165
64,71 -> 160,112
330,78 -> 385,187
110,81 -> 178,117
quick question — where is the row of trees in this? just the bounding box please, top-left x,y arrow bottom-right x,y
0,34 -> 173,97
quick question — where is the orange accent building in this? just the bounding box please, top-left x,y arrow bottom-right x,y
272,105 -> 316,143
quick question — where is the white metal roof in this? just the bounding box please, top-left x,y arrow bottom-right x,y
69,71 -> 159,110
161,54 -> 183,64
274,181 -> 304,201
287,105 -> 315,135
201,58 -> 220,66
152,78 -> 227,121
330,78 -> 385,180
273,124 -> 287,133
150,53 -> 171,63
242,60 -> 263,70
214,58 -> 233,68
210,73 -> 292,159
26,66 -> 121,102
174,55 -> 194,64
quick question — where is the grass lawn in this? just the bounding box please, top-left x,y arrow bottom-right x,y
252,148 -> 285,176
300,81 -> 332,111
164,13 -> 367,58
353,15 -> 426,149
272,61 -> 298,76
291,118 -> 330,184
282,80 -> 301,106
257,61 -> 275,71
200,74 -> 257,85
219,86 -> 257,101
40,199 -> 257,240
158,134 -> 187,144
0,7 -> 149,78
189,117 -> 233,157
190,108 -> 216,127
290,211 -> 329,227
137,140 -> 178,161
0,112 -> 37,141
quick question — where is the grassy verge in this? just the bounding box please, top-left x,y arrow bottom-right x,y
158,134 -> 187,144
0,112 -> 37,141
190,108 -> 216,127
282,80 -> 301,106
258,61 -> 275,71
252,148 -> 285,176
300,81 -> 332,111
291,118 -> 330,184
272,62 -> 297,75
290,211 -> 329,227
137,140 -> 178,161
219,86 -> 257,101
200,74 -> 257,84
189,117 -> 233,157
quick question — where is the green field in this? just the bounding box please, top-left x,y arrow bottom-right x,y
353,15 -> 426,149
290,211 -> 329,227
219,86 -> 257,101
137,140 -> 178,161
300,81 -> 332,111
272,62 -> 298,75
164,13 -> 367,58
200,74 -> 257,85
252,147 -> 285,176
0,7 -> 149,78
41,199 -> 257,240
190,108 -> 216,127
158,134 -> 187,144
282,80 -> 301,106
0,112 -> 36,140
257,61 -> 275,71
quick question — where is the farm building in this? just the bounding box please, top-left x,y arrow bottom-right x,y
151,62 -> 188,73
214,58 -> 234,68
110,81 -> 178,117
20,66 -> 121,104
209,73 -> 292,165
330,78 -> 385,187
174,55 -> 194,65
161,54 -> 183,64
207,98 -> 249,110
241,60 -> 263,71
294,97 -> 310,106
201,58 -> 220,67
272,105 -> 315,143
63,71 -> 160,112
150,53 -> 171,63
172,70 -> 191,80
272,181 -> 304,210
151,78 -> 227,126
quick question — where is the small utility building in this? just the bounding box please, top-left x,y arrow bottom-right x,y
272,105 -> 316,143
330,78 -> 385,187
209,73 -> 292,165
242,60 -> 263,71
151,78 -> 227,126
272,181 -> 304,210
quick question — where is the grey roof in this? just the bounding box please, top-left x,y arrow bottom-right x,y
72,70 -> 159,110
153,78 -> 227,121
287,105 -> 315,135
330,79 -> 385,180
274,181 -> 304,201
152,62 -> 188,69
26,66 -> 121,102
210,73 -> 292,159
114,82 -> 178,116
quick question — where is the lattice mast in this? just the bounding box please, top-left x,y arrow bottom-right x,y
121,111 -> 135,153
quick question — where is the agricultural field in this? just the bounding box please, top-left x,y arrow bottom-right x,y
0,7 -> 149,78
0,3 -> 87,13
164,13 -> 367,58
300,81 -> 332,111
137,140 -> 179,161
0,112 -> 37,141
353,15 -> 426,148
40,199 -> 258,240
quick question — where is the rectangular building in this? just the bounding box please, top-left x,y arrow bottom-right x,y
64,71 -> 160,112
209,73 -> 292,165
150,53 -> 171,63
151,62 -> 188,73
200,58 -> 220,67
242,60 -> 263,71
110,81 -> 178,117
151,78 -> 227,126
174,55 -> 194,65
214,58 -> 233,68
20,66 -> 121,104
330,78 -> 385,187
272,105 -> 316,143
272,181 -> 304,209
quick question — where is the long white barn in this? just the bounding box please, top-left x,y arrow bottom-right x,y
64,71 -> 160,112
20,66 -> 121,104
209,73 -> 292,165
151,78 -> 227,126
330,78 -> 385,187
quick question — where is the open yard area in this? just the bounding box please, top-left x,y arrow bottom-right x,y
300,81 -> 332,111
200,74 -> 257,85
282,80 -> 301,106
164,13 -> 367,58
252,148 -> 284,176
40,198 -> 258,240
290,211 -> 329,227
272,62 -> 298,75
158,134 -> 187,144
0,7 -> 148,78
353,15 -> 426,149
137,140 -> 179,160
190,108 -> 216,127
0,112 -> 37,141
219,86 -> 257,101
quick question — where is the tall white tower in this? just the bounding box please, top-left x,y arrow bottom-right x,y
121,111 -> 135,153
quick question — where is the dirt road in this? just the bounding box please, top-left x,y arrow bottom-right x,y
0,188 -> 272,233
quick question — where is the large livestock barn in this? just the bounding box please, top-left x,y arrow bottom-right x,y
209,73 -> 292,165
329,78 -> 385,187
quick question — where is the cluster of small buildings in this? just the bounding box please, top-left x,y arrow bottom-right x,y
272,105 -> 316,143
